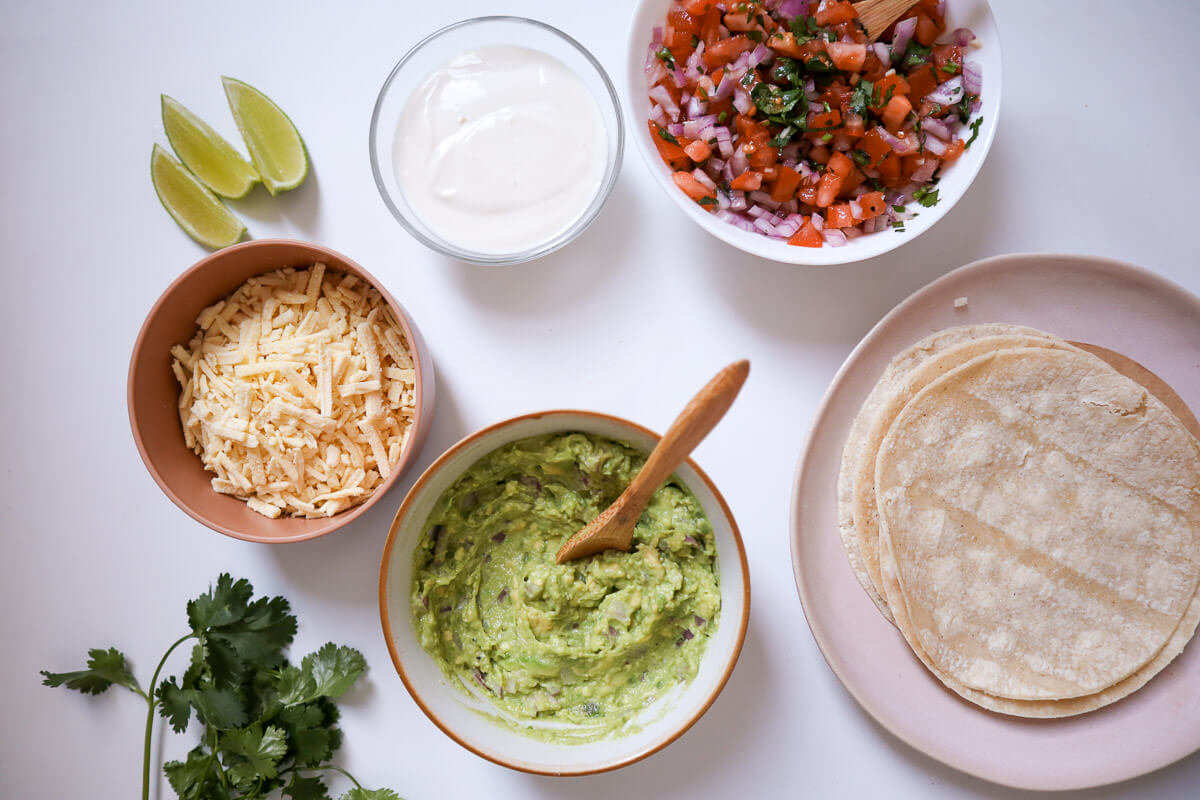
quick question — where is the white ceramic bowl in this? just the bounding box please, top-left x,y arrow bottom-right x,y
378,410 -> 750,774
624,0 -> 1001,265
370,16 -> 624,266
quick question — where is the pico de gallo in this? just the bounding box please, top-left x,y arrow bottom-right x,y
645,0 -> 983,247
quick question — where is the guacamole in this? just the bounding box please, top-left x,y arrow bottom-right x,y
411,432 -> 721,742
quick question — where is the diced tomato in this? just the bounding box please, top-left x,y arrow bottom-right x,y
914,13 -> 944,46
730,171 -> 763,191
942,139 -> 966,162
906,64 -> 939,103
826,204 -> 856,228
796,179 -> 819,205
841,166 -> 866,195
819,82 -> 852,115
788,217 -> 824,247
882,94 -> 912,133
766,31 -> 806,59
667,5 -> 702,35
858,128 -> 891,166
807,109 -> 843,135
827,42 -> 867,72
771,165 -> 802,202
859,191 -> 887,218
683,0 -> 716,16
816,171 -> 843,207
933,44 -> 963,81
814,0 -> 857,26
871,74 -> 911,112
672,171 -> 715,201
684,139 -> 712,162
827,151 -> 854,179
703,35 -> 755,68
807,144 -> 831,164
700,6 -> 722,45
877,152 -> 902,185
649,121 -> 691,170
860,50 -> 888,83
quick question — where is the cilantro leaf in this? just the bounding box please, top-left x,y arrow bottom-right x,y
210,594 -> 296,669
222,724 -> 288,782
769,57 -> 801,87
913,186 -> 940,207
751,83 -> 803,118
655,125 -> 679,145
40,647 -> 142,696
847,80 -> 873,119
188,573 -> 253,631
164,746 -> 223,800
340,790 -> 402,800
903,42 -> 932,69
286,774 -> 331,800
965,116 -> 984,148
157,677 -> 194,733
655,46 -> 676,69
192,686 -> 249,729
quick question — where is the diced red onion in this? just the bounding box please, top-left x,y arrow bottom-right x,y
649,103 -> 665,124
922,134 -> 948,156
747,204 -> 770,219
649,84 -> 680,121
843,226 -> 862,240
685,43 -> 706,82
748,43 -> 773,68
962,60 -> 982,96
811,213 -> 824,231
730,51 -> 752,73
733,87 -> 754,115
936,0 -> 946,15
926,76 -> 964,106
713,126 -> 734,158
808,101 -> 825,114
849,200 -> 863,220
645,33 -> 662,73
672,67 -> 688,89
832,134 -> 854,152
730,192 -> 748,211
709,156 -> 725,170
646,60 -> 668,87
796,161 -> 815,180
685,92 -> 707,120
891,17 -> 917,63
713,72 -> 736,100
951,27 -> 976,46
910,157 -> 938,183
752,215 -> 775,234
823,228 -> 847,246
777,0 -> 809,19
921,115 -> 952,141
730,147 -> 749,175
668,122 -> 684,137
682,114 -> 717,138
781,199 -> 799,215
804,78 -> 819,101
748,190 -> 781,210
717,190 -> 731,210
875,126 -> 918,156
872,42 -> 890,65
692,168 -> 717,191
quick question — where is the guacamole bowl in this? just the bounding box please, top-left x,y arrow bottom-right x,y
378,410 -> 750,774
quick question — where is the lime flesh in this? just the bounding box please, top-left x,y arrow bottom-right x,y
222,77 -> 308,195
161,94 -> 259,199
151,144 -> 247,249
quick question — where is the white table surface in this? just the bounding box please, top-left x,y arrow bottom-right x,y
3,1 -> 1198,797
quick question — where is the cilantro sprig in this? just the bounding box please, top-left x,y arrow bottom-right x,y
41,574 -> 399,800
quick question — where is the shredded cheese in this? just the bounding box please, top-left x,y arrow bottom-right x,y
171,264 -> 416,518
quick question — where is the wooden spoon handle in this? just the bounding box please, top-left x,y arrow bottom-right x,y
625,360 -> 750,507
853,0 -> 916,41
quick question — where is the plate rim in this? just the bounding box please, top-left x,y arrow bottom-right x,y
790,251 -> 1200,790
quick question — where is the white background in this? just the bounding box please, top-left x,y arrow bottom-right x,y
3,1 -> 1198,797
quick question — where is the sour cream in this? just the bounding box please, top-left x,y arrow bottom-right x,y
394,45 -> 607,256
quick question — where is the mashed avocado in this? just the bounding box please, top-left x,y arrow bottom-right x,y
411,432 -> 721,742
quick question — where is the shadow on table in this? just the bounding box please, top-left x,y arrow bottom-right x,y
264,365 -> 468,611
517,620 -> 776,799
229,162 -> 322,237
440,174 -> 643,317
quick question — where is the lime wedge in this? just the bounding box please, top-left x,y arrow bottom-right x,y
161,94 -> 259,199
151,144 -> 247,249
222,77 -> 308,195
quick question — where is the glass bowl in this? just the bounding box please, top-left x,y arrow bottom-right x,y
370,17 -> 624,266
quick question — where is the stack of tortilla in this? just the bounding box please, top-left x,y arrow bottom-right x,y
837,324 -> 1200,717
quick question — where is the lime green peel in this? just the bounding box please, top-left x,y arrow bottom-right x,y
222,76 -> 309,195
161,94 -> 259,198
151,144 -> 246,250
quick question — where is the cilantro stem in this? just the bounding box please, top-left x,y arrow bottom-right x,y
142,632 -> 196,800
327,764 -> 364,790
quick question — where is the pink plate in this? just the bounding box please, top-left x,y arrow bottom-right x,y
790,253 -> 1200,790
